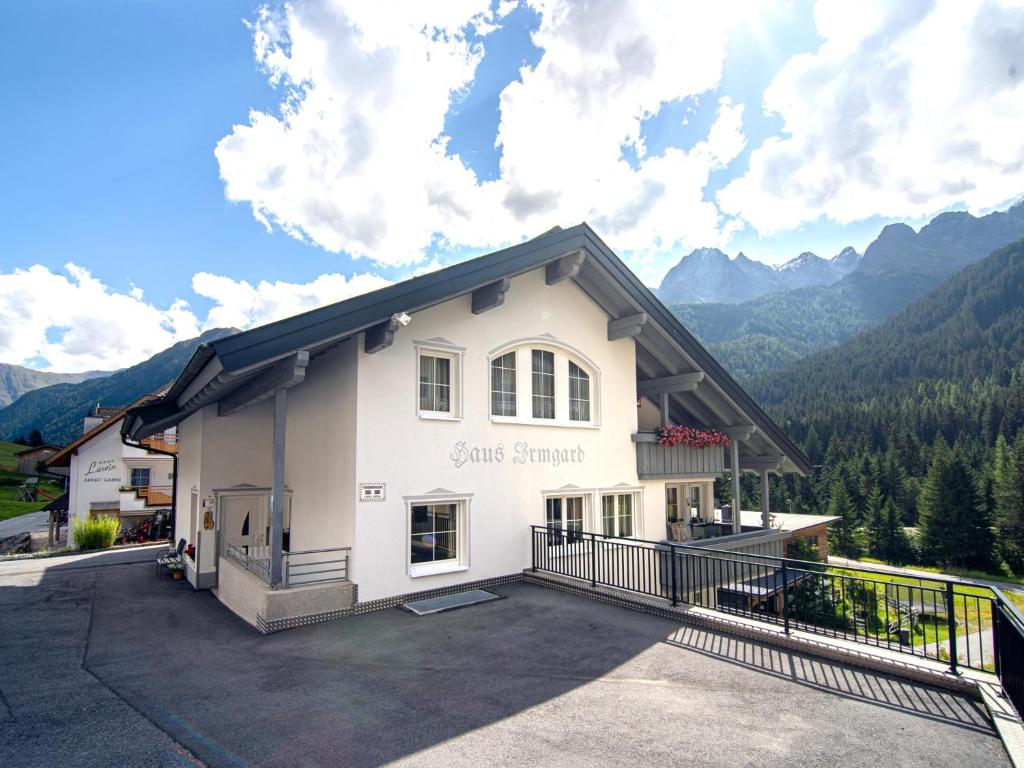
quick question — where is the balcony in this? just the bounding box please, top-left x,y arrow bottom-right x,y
631,432 -> 725,479
140,433 -> 178,453
120,484 -> 173,507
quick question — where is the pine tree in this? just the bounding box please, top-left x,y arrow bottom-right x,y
918,444 -> 994,568
864,487 -> 886,559
996,432 -> 1024,571
881,496 -> 913,564
827,479 -> 862,559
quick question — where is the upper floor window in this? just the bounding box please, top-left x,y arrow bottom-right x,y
415,341 -> 464,420
531,349 -> 555,419
490,352 -> 517,417
488,339 -> 599,427
568,362 -> 590,422
419,354 -> 451,414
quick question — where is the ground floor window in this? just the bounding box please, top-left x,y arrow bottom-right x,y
545,496 -> 584,545
601,493 -> 635,538
408,498 -> 469,576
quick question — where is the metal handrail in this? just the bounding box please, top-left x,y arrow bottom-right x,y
225,544 -> 270,582
530,525 -> 993,590
530,525 -> 1004,677
282,546 -> 351,588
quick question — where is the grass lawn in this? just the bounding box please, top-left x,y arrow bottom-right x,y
0,441 -> 64,523
857,555 -> 1024,589
821,565 -> 1017,670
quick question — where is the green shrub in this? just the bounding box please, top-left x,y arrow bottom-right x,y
72,515 -> 121,550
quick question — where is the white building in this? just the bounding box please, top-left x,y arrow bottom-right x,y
46,401 -> 178,545
123,225 -> 810,632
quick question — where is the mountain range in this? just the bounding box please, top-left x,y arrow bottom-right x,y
657,246 -> 861,305
0,328 -> 236,444
0,365 -> 110,408
671,200 -> 1024,382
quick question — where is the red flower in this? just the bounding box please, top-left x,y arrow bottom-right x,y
653,424 -> 731,448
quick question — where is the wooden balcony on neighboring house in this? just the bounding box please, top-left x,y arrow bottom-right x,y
631,432 -> 725,479
140,433 -> 178,453
120,484 -> 173,506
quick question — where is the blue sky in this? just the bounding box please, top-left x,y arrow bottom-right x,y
1,0 -> 1020,371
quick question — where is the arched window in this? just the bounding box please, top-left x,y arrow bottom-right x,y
488,339 -> 599,427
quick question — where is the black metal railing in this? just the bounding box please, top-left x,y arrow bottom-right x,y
993,590 -> 1024,717
530,526 -> 1024,682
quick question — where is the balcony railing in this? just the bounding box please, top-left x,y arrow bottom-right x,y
140,433 -> 178,453
530,525 -> 1024,717
224,545 -> 351,589
631,432 -> 724,479
120,484 -> 173,506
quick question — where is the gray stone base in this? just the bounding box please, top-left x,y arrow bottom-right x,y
255,573 -> 524,633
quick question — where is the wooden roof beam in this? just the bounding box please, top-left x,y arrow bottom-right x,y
637,372 -> 704,397
471,278 -> 511,314
545,249 -> 586,285
608,312 -> 648,341
218,351 -> 309,417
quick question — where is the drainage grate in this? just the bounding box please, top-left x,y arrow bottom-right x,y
401,589 -> 502,616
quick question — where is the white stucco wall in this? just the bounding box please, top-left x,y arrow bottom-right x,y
282,340 -> 357,553
169,264 -> 730,605
350,267 -> 668,601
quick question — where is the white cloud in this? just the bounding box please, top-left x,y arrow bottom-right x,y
193,271 -> 392,330
0,264 -> 390,373
0,264 -> 201,373
718,0 -> 1024,232
215,0 -> 759,270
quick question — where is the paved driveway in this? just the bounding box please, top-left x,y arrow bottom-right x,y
0,552 -> 1010,768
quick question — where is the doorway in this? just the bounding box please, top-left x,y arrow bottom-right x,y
219,494 -> 268,559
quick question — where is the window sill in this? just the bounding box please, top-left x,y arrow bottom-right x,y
489,416 -> 599,429
409,562 -> 469,578
418,411 -> 461,422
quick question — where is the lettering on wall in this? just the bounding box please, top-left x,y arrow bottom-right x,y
83,459 -> 122,484
449,441 -> 585,468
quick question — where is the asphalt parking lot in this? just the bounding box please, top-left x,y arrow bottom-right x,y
0,550 -> 1009,768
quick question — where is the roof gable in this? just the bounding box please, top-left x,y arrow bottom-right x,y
124,224 -> 811,474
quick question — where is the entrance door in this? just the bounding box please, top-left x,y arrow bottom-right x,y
219,494 -> 267,558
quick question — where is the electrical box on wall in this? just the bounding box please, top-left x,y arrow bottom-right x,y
359,482 -> 386,502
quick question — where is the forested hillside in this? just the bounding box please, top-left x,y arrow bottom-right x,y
0,364 -> 109,408
748,239 -> 1024,571
0,328 -> 236,444
676,201 -> 1024,382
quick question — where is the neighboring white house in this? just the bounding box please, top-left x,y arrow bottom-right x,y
123,224 -> 811,632
46,401 -> 178,546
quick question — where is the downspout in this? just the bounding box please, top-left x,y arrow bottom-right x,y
121,432 -> 178,539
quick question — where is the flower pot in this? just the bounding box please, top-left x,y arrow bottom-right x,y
171,569 -> 184,581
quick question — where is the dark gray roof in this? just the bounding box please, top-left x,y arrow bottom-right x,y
124,224 -> 811,474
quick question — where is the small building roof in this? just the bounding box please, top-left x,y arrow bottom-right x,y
44,393 -> 162,469
740,510 -> 839,533
14,444 -> 62,457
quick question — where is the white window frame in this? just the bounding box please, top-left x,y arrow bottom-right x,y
489,350 -> 517,418
531,348 -> 556,420
543,492 -> 588,551
599,488 -> 642,539
487,338 -> 600,428
405,493 -> 471,577
415,341 -> 464,421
